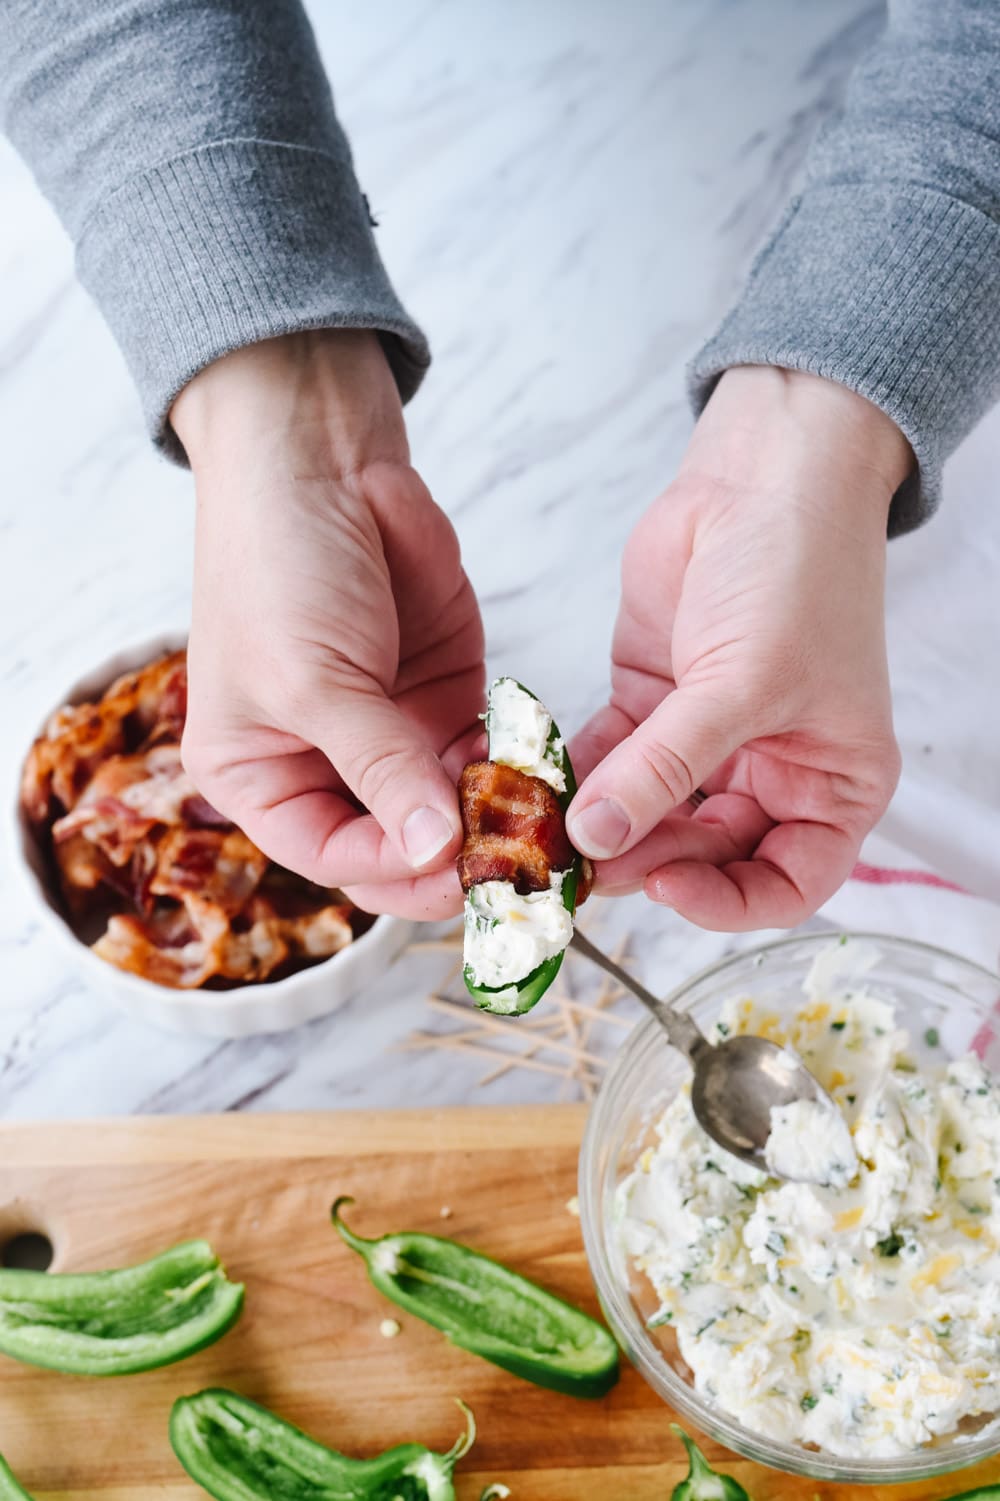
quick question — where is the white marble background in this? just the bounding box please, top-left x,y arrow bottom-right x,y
2,0 -> 999,1119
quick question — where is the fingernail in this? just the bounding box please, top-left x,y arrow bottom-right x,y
402,806 -> 456,868
570,798 -> 631,859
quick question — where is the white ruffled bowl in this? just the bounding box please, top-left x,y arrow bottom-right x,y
10,631 -> 414,1038
580,932 -> 1000,1484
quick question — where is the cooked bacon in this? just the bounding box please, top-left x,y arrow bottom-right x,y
54,795 -> 159,867
92,889 -> 352,989
149,828 -> 268,915
131,839 -> 159,915
136,652 -> 187,743
94,894 -> 236,989
50,744 -> 197,868
23,645 -> 360,988
249,867 -> 341,920
458,761 -> 575,895
21,702 -> 128,826
239,887 -> 354,945
282,903 -> 354,957
20,652 -> 186,828
113,743 -> 194,822
100,650 -> 188,745
19,741 -> 55,827
54,834 -> 115,888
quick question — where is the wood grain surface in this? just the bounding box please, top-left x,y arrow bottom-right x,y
0,1106 -> 995,1500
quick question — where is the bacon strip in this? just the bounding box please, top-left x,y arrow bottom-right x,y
149,828 -> 269,915
50,744 -> 200,869
54,832 -> 118,907
458,761 -> 575,895
93,891 -> 354,989
21,703 -> 127,826
20,651 -> 188,828
94,894 -> 238,990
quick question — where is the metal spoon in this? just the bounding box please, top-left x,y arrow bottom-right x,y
570,930 -> 840,1184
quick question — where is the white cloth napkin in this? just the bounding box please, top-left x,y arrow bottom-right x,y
823,828 -> 1000,974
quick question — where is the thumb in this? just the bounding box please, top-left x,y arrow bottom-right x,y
566,685 -> 745,859
309,687 -> 463,871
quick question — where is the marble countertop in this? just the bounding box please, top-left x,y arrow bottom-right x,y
3,0 -> 999,1120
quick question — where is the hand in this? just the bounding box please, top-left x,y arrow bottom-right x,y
172,330 -> 482,920
566,366 -> 913,930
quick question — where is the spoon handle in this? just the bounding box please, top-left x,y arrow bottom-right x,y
569,930 -> 707,1062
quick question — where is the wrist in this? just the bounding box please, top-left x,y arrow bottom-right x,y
682,366 -> 913,519
171,328 -> 410,478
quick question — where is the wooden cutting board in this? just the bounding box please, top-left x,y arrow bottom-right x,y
0,1106 -> 995,1501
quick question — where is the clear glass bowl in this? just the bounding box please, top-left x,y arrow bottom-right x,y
579,932 -> 1000,1484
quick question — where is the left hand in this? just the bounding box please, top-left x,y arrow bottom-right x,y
173,330 -> 482,921
565,366 -> 913,931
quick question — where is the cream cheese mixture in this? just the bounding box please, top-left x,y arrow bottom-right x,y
484,676 -> 566,793
619,943 -> 1000,1457
765,1095 -> 858,1189
463,873 -> 572,990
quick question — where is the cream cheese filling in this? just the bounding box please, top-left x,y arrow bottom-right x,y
618,942 -> 1000,1458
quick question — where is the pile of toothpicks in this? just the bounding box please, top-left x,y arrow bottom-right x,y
401,924 -> 638,1100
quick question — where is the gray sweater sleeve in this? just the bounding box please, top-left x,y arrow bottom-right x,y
0,0 -> 429,462
689,0 -> 1000,535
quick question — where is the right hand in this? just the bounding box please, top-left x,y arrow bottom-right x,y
566,366 -> 913,930
172,329 -> 483,920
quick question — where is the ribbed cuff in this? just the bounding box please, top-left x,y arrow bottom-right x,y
76,139 -> 431,463
688,184 -> 1000,535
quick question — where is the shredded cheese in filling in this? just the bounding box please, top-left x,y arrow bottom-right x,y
618,943 -> 1000,1458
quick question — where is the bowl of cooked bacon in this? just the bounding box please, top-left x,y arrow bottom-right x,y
14,633 -> 413,1036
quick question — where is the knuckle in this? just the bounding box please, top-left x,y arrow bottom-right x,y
884,735 -> 903,787
355,743 -> 438,815
179,727 -> 240,811
429,507 -> 463,573
179,744 -> 241,825
847,729 -> 902,817
179,727 -> 216,788
636,738 -> 695,807
869,734 -> 902,813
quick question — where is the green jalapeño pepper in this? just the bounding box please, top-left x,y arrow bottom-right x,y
333,1198 -> 619,1400
0,1239 -> 243,1375
670,1426 -> 751,1501
940,1487 -> 1000,1500
0,1456 -> 35,1501
170,1388 -> 476,1501
462,678 -> 584,1017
